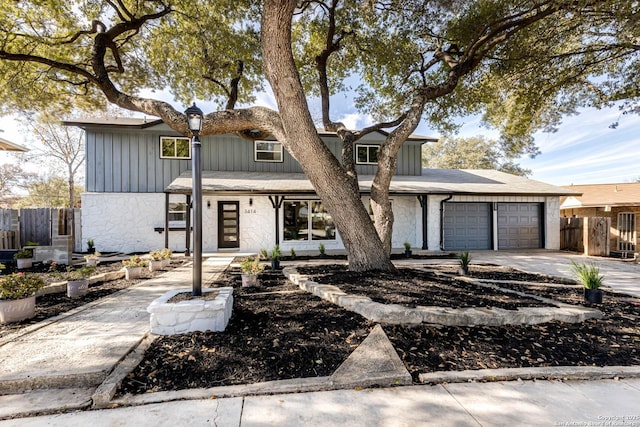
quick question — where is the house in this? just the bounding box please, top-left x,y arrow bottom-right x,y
561,183 -> 640,254
64,117 -> 575,254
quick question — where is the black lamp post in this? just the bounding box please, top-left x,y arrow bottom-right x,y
185,103 -> 203,296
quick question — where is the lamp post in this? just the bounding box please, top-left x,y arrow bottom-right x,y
185,103 -> 203,296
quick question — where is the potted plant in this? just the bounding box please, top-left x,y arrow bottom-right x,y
148,250 -> 164,272
571,261 -> 604,303
14,249 -> 34,269
403,241 -> 412,258
318,243 -> 326,258
269,244 -> 281,270
458,251 -> 471,275
0,272 -> 44,323
65,266 -> 96,298
122,255 -> 148,280
87,239 -> 96,254
84,251 -> 101,266
160,248 -> 172,268
240,256 -> 264,287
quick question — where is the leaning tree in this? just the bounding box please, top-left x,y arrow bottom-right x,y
1,0 -> 638,271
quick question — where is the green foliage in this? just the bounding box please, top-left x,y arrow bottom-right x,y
14,249 -> 33,259
318,243 -> 326,256
17,177 -> 83,208
290,248 -> 296,259
240,256 -> 264,275
259,248 -> 268,260
122,256 -> 148,268
570,261 -> 604,290
0,263 -> 5,270
0,273 -> 44,300
25,241 -> 39,247
458,251 -> 471,269
269,244 -> 281,261
423,136 -> 531,176
160,248 -> 172,260
403,242 -> 411,250
50,263 -> 95,281
87,239 -> 95,251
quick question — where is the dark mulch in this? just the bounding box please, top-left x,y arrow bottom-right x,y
118,269 -> 372,394
0,260 -> 188,338
430,264 -> 578,284
298,265 -> 552,310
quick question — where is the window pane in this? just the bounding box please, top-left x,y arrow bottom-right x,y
161,138 -> 175,157
284,201 -> 309,241
311,202 -> 335,240
256,151 -> 279,161
357,146 -> 368,163
368,146 -> 378,163
175,139 -> 190,158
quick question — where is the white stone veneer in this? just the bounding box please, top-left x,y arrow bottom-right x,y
147,287 -> 233,336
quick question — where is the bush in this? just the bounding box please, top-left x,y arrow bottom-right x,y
0,273 -> 45,300
570,261 -> 604,290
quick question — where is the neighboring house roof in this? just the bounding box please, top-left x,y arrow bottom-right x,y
0,137 -> 29,152
62,116 -> 437,142
561,183 -> 640,209
166,169 -> 576,196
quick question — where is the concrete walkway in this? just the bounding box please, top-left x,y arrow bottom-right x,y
0,250 -> 639,425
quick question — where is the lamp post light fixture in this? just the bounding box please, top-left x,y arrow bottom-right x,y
185,103 -> 204,297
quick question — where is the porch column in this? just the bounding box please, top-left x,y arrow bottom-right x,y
418,195 -> 428,250
164,193 -> 169,249
269,195 -> 285,245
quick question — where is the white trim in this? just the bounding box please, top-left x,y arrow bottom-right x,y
355,144 -> 379,165
160,136 -> 191,159
254,140 -> 283,163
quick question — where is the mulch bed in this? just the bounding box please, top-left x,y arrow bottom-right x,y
0,259 -> 188,339
298,265 -> 552,310
118,261 -> 640,394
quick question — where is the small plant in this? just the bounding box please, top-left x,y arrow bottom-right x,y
269,244 -> 281,261
458,251 -> 471,268
570,261 -> 604,290
84,252 -> 101,260
0,263 -> 5,271
290,248 -> 296,259
0,273 -> 44,300
25,241 -> 39,247
14,249 -> 33,259
122,255 -> 148,268
318,243 -> 326,256
240,256 -> 265,275
160,248 -> 172,260
149,250 -> 163,261
259,248 -> 269,260
87,239 -> 95,253
51,264 -> 96,282
403,241 -> 411,251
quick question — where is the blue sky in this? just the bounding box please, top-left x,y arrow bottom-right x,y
1,93 -> 638,186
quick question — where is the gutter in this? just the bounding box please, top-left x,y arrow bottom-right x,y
439,195 -> 453,250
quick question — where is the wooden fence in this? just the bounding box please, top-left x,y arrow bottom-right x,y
19,208 -> 53,246
0,208 -> 80,251
560,216 -> 610,256
0,231 -> 16,249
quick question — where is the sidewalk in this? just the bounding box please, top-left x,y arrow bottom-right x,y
2,378 -> 640,426
0,250 -> 639,425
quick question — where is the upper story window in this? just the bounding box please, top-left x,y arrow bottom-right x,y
160,136 -> 191,159
356,144 -> 379,165
255,140 -> 283,162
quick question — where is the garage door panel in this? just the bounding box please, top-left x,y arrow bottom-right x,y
497,203 -> 542,249
443,203 -> 491,250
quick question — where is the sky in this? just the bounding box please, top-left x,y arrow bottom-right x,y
1,92 -> 638,186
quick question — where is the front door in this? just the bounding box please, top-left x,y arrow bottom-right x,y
218,201 -> 240,249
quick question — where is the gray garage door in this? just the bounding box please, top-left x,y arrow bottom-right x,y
497,203 -> 542,249
443,203 -> 492,250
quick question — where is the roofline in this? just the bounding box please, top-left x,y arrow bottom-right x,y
0,137 -> 29,152
62,117 -> 438,142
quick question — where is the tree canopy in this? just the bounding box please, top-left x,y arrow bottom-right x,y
1,0 -> 639,270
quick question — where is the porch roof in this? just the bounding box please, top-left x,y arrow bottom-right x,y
561,183 -> 640,209
0,137 -> 29,152
165,169 -> 577,197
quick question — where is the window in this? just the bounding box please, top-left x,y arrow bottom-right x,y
284,200 -> 336,241
160,137 -> 191,159
168,201 -> 187,227
255,140 -> 283,162
356,144 -> 379,164
618,212 -> 636,251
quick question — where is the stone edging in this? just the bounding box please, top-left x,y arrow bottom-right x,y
283,267 -> 603,326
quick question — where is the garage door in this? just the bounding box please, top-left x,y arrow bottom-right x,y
497,203 -> 542,249
443,203 -> 492,250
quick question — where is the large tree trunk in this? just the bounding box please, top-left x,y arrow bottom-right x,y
262,0 -> 393,272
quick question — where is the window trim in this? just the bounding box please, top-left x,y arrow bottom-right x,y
283,199 -> 336,242
254,140 -> 283,163
168,200 -> 188,228
160,136 -> 192,160
355,144 -> 379,165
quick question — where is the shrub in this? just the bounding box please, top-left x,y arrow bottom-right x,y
570,261 -> 604,290
0,273 -> 45,300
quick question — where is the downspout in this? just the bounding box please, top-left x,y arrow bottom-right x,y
439,195 -> 453,250
417,195 -> 428,250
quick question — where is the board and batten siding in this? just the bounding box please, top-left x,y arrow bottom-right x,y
85,128 -> 424,193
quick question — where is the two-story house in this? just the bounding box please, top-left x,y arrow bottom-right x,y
64,117 -> 574,254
